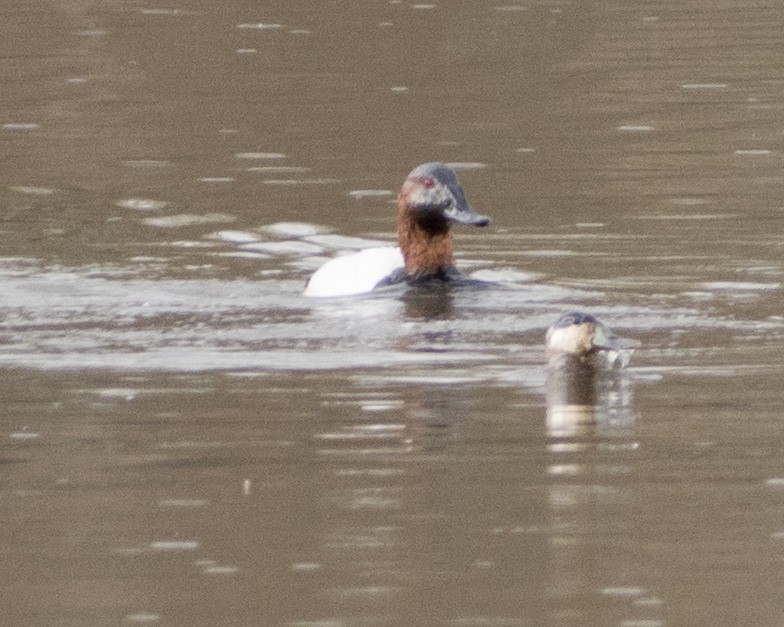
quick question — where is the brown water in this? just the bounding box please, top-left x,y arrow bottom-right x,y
3,0 -> 784,625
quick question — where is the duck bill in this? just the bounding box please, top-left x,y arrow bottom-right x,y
596,336 -> 640,351
591,323 -> 614,351
444,201 -> 491,226
592,324 -> 640,352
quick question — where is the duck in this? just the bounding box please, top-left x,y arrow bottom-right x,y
304,162 -> 491,297
545,311 -> 638,433
545,311 -> 620,363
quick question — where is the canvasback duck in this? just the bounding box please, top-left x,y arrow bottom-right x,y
304,162 -> 491,297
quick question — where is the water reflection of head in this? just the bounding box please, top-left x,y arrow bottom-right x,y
544,311 -> 638,436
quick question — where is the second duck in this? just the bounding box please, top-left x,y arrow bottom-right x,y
305,162 -> 491,297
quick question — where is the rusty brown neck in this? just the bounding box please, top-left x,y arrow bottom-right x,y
396,194 -> 455,276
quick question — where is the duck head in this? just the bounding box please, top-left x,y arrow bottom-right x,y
545,312 -> 610,361
397,162 -> 490,276
545,311 -> 639,366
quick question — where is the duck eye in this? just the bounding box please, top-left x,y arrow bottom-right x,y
422,178 -> 434,189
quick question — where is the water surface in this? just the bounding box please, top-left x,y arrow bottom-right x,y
4,0 -> 784,625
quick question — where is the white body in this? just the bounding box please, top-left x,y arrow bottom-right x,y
304,247 -> 405,297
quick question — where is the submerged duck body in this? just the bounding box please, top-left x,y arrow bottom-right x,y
304,162 -> 490,297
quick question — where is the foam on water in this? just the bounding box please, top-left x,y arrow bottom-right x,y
260,222 -> 333,238
142,213 -> 236,228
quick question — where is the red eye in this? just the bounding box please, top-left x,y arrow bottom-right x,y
422,178 -> 434,189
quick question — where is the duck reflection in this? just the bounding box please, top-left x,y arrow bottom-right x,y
400,281 -> 454,320
544,313 -> 650,622
545,311 -> 638,437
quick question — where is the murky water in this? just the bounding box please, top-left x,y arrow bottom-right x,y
4,0 -> 784,625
